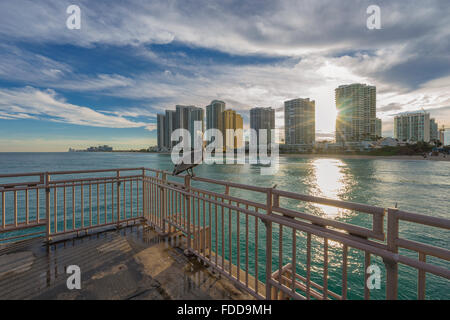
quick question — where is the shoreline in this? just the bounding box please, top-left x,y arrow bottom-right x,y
279,153 -> 450,161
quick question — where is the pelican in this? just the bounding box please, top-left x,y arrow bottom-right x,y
173,148 -> 203,176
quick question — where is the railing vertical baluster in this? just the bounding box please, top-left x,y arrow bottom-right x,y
385,208 -> 399,300
111,181 -> 114,223
53,187 -> 57,233
63,184 -> 66,232
25,189 -> 29,224
184,175 -> 191,251
97,183 -> 99,225
342,244 -> 348,300
2,191 -> 5,228
221,201 -> 225,269
116,170 -> 120,226
265,189 -> 273,300
123,179 -> 126,220
228,201 -> 232,274
130,179 -> 133,218
81,182 -> 84,229
14,190 -> 17,227
418,253 -> 426,299
104,182 -> 107,224
36,188 -> 40,223
291,228 -> 296,294
324,238 -> 328,300
245,204 -> 249,287
364,251 -> 371,300
255,208 -> 259,295
306,233 -> 311,300
72,185 -> 75,229
45,172 -> 50,241
89,184 -> 92,227
237,205 -> 240,283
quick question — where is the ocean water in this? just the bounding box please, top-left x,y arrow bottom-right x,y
0,152 -> 448,299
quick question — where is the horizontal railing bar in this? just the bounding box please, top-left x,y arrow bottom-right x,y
398,255 -> 450,280
49,175 -> 142,185
396,210 -> 450,230
273,206 -> 384,240
396,238 -> 450,261
273,189 -> 385,215
191,176 -> 270,193
0,172 -> 44,178
48,167 -> 145,175
0,232 -> 46,244
0,221 -> 47,233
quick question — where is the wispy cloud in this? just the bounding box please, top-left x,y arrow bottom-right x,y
0,87 -> 156,130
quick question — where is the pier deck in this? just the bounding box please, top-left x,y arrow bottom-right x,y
0,223 -> 253,300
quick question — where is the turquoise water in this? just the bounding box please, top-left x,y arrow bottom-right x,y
0,152 -> 448,299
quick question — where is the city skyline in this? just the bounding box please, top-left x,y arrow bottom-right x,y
0,1 -> 449,151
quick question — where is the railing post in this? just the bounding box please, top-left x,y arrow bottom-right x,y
45,172 -> 51,242
265,188 -> 273,300
116,170 -> 121,228
161,172 -> 167,233
142,168 -> 146,219
385,208 -> 399,300
185,175 -> 192,251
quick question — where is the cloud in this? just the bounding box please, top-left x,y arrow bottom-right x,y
0,86 -> 156,130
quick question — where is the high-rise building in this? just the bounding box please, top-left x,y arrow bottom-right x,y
250,107 -> 275,145
284,98 -> 315,145
164,110 -> 176,149
222,109 -> 244,150
188,107 -> 205,149
394,111 -> 431,142
335,84 -> 376,142
176,105 -> 196,130
430,118 -> 439,142
376,118 -> 382,138
157,113 -> 166,150
206,100 -> 226,134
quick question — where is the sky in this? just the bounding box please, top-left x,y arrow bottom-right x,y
0,0 -> 449,151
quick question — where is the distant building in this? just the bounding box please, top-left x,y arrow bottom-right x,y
394,110 -> 431,142
206,100 -> 226,140
222,109 -> 243,150
164,110 -> 176,149
430,118 -> 439,142
250,107 -> 275,146
157,113 -> 166,150
335,84 -> 376,142
439,130 -> 445,145
188,107 -> 205,149
284,98 -> 315,145
376,118 -> 382,138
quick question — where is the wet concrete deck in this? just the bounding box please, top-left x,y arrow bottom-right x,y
0,224 -> 254,300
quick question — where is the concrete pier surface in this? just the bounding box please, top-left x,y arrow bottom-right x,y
0,224 -> 254,300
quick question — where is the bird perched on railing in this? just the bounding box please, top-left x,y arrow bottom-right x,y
173,148 -> 203,176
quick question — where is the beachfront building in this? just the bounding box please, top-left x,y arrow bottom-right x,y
157,113 -> 166,150
250,107 -> 275,147
394,110 -> 431,142
335,84 -> 377,143
376,118 -> 382,138
206,100 -> 226,137
222,109 -> 243,150
284,98 -> 315,145
430,118 -> 439,142
188,107 -> 205,149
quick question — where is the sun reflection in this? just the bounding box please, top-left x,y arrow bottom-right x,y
309,158 -> 352,218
